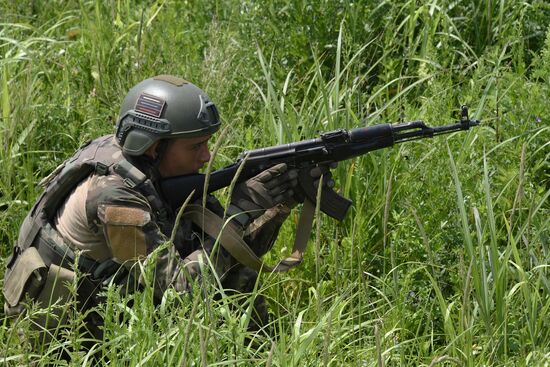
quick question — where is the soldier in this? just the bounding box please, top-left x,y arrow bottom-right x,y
2,75 -> 300,344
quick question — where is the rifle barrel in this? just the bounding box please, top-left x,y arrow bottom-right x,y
393,118 -> 479,143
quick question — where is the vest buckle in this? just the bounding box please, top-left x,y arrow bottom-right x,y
123,177 -> 137,188
95,162 -> 109,175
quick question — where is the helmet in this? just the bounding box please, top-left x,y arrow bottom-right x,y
115,75 -> 220,156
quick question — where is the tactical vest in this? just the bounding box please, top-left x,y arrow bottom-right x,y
4,134 -> 314,319
3,135 -> 169,314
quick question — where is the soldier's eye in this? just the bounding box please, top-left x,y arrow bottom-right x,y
192,142 -> 206,151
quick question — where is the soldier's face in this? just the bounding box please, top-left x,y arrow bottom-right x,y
156,135 -> 212,177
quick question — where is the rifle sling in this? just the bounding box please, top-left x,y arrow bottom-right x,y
183,201 -> 315,273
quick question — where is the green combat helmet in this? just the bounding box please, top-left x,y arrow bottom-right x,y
116,75 -> 220,156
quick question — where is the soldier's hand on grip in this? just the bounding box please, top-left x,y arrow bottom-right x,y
290,162 -> 338,206
230,163 -> 298,220
309,162 -> 338,188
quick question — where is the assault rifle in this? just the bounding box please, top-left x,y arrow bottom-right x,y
161,106 -> 479,222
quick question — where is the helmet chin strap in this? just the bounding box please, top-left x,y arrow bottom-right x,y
128,139 -> 171,181
149,139 -> 171,178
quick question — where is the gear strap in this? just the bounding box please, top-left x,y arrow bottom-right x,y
183,200 -> 315,273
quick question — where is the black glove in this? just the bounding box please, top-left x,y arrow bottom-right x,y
311,163 -> 337,186
290,162 -> 338,205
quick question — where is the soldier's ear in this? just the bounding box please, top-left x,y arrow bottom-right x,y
144,141 -> 160,159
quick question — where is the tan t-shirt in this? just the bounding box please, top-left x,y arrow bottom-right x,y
55,175 -> 110,261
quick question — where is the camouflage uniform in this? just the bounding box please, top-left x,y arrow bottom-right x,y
3,135 -> 289,341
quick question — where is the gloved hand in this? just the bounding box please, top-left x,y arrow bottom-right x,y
290,162 -> 338,205
228,163 -> 298,226
242,162 -> 338,257
310,162 -> 338,188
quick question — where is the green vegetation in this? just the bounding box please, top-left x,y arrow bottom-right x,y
1,0 -> 549,365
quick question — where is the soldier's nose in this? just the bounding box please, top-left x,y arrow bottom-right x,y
200,147 -> 211,163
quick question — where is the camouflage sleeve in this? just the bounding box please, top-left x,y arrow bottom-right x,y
242,204 -> 291,257
87,174 -> 230,299
191,194 -> 290,263
171,196 -> 235,283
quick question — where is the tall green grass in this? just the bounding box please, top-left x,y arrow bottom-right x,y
1,0 -> 549,365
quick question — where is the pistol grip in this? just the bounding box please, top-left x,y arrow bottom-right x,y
298,168 -> 352,221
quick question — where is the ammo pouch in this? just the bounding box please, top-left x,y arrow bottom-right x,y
3,247 -> 48,310
33,264 -> 76,331
3,247 -> 76,326
4,224 -> 131,316
3,247 -> 77,346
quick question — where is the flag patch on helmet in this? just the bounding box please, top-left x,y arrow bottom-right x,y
135,92 -> 165,118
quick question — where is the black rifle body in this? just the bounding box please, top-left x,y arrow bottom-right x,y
161,107 -> 479,221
